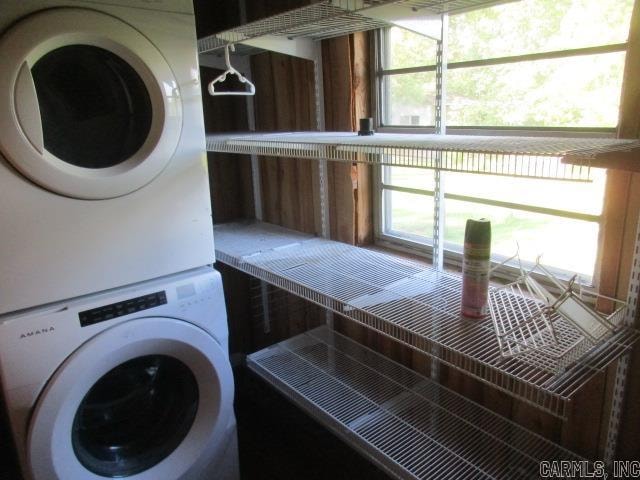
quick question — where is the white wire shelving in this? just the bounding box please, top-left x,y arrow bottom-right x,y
198,0 -> 515,56
489,263 -> 628,364
248,325 -> 587,479
206,132 -> 640,181
215,221 -> 638,418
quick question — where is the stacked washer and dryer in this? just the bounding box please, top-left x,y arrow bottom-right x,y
0,1 -> 239,479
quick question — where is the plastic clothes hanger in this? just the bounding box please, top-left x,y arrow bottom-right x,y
207,44 -> 256,96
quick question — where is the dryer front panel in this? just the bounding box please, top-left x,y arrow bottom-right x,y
0,8 -> 183,199
26,317 -> 234,480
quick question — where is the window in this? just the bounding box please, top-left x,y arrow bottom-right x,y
375,0 -> 634,281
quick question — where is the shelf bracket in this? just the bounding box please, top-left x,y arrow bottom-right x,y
313,41 -> 329,239
311,40 -> 333,329
431,14 -> 448,383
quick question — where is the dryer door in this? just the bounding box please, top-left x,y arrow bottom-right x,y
0,8 -> 182,199
27,317 -> 234,480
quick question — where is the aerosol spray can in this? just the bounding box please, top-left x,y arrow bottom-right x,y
461,218 -> 491,318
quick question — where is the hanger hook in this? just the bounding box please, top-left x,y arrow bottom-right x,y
224,44 -> 235,71
207,43 -> 256,96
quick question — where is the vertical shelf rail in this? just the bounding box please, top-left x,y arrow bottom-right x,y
239,0 -> 270,335
432,14 -> 447,273
312,41 -> 334,330
605,208 -> 640,463
431,14 -> 448,382
314,42 -> 330,239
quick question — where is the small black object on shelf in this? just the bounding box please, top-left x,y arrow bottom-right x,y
358,117 -> 374,136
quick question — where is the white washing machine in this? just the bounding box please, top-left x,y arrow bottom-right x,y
0,0 -> 214,314
0,267 -> 239,480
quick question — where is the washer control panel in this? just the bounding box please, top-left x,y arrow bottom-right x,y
79,291 -> 167,327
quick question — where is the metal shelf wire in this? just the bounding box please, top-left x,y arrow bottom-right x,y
489,266 -> 628,367
198,2 -> 386,54
215,221 -> 638,418
198,0 -> 515,55
206,132 -> 640,181
248,325 -> 587,480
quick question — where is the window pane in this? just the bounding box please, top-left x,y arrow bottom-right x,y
445,170 -> 605,216
383,72 -> 436,126
384,166 -> 435,191
386,26 -> 437,69
444,198 -> 599,277
447,52 -> 625,128
448,0 -> 634,63
384,189 -> 433,241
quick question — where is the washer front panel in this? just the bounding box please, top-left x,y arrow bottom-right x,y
27,317 -> 234,480
0,8 -> 183,199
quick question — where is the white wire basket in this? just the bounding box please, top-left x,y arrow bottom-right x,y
489,260 -> 627,374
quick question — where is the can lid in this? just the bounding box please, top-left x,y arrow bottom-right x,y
358,117 -> 374,136
464,218 -> 491,245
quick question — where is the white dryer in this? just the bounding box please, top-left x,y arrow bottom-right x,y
0,267 -> 239,480
0,1 -> 214,314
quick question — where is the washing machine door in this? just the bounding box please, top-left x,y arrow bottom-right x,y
0,8 -> 182,199
27,317 -> 234,480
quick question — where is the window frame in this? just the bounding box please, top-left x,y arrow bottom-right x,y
372,17 -> 629,283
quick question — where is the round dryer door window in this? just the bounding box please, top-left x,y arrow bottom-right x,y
31,45 -> 153,170
27,318 -> 234,480
0,8 -> 183,199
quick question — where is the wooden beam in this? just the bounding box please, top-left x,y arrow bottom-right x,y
352,32 -> 374,245
321,33 -> 374,245
594,0 -> 640,460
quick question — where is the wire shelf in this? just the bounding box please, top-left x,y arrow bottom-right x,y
198,3 -> 387,54
488,285 -> 605,375
248,326 -> 587,480
489,285 -> 559,356
215,221 -> 639,418
206,132 -> 640,181
489,265 -> 628,372
198,1 -> 520,55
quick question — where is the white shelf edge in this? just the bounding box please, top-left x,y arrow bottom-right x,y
199,35 -> 317,61
206,132 -> 640,181
197,0 -> 520,56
